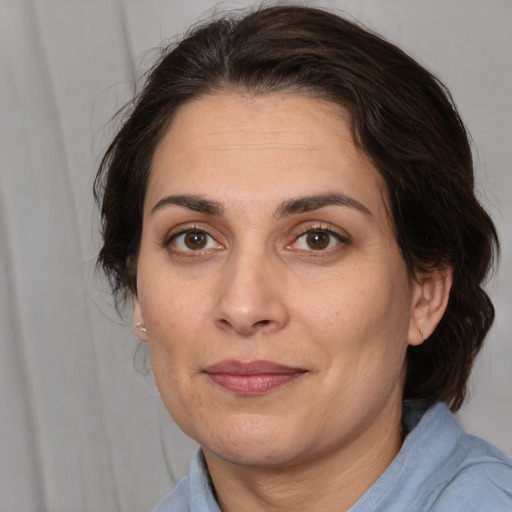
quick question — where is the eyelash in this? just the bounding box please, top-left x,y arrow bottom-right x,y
163,224 -> 350,256
164,226 -> 223,254
289,225 -> 349,253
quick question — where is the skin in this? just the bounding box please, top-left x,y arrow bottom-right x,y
134,93 -> 451,511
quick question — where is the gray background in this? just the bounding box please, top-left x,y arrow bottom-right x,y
1,1 -> 510,511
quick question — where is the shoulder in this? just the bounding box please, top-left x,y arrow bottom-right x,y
430,430 -> 512,511
153,452 -> 221,512
410,402 -> 512,511
351,401 -> 512,512
154,475 -> 191,512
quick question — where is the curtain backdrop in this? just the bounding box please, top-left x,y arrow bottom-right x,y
1,1 -> 511,510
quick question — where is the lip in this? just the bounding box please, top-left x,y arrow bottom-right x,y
203,359 -> 307,395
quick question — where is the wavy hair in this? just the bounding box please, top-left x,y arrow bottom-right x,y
95,5 -> 499,411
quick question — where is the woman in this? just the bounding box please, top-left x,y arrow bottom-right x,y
94,5 -> 512,511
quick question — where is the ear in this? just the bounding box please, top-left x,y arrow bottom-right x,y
133,294 -> 148,342
408,266 -> 453,346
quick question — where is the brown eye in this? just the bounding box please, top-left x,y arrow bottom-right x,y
184,231 -> 208,250
168,229 -> 223,254
290,228 -> 347,253
306,231 -> 330,250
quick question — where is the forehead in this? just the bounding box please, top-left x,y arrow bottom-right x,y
148,92 -> 389,219
154,92 -> 352,160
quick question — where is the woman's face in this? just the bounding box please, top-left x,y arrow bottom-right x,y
134,93 -> 428,469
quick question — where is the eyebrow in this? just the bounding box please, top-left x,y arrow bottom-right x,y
150,191 -> 371,218
151,195 -> 224,216
276,192 -> 371,218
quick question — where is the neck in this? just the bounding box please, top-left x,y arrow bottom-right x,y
203,399 -> 403,512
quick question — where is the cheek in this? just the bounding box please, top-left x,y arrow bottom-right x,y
296,266 -> 413,373
300,276 -> 407,339
141,286 -> 209,416
139,267 -> 210,334
136,282 -> 204,391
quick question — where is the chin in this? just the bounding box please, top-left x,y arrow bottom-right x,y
206,441 -> 302,469
195,414 -> 306,468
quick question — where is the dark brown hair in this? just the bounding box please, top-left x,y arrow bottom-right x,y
94,5 -> 499,411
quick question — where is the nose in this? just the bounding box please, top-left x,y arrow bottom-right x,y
212,251 -> 290,337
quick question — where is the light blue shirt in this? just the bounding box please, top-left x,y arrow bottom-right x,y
154,401 -> 512,511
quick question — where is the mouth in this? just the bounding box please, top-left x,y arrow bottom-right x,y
203,359 -> 307,395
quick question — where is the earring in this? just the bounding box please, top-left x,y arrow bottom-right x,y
135,322 -> 147,334
420,328 -> 424,340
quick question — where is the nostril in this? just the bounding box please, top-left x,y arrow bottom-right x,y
213,289 -> 290,335
215,316 -> 275,336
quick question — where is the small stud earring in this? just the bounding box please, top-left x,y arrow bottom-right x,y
420,328 -> 424,340
135,322 -> 147,334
